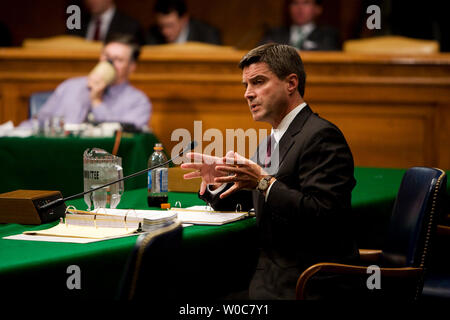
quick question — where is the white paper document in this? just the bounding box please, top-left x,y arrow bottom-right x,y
89,207 -> 248,225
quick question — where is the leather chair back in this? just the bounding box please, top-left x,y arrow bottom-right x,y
382,167 -> 447,268
118,220 -> 183,300
29,91 -> 53,118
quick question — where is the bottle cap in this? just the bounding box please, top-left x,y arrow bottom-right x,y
154,143 -> 163,151
160,203 -> 171,209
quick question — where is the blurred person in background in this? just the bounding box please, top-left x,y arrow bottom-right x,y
146,0 -> 221,45
261,0 -> 340,51
20,34 -> 151,130
67,0 -> 144,44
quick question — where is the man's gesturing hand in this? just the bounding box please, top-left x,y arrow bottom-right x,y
214,152 -> 267,199
180,152 -> 230,195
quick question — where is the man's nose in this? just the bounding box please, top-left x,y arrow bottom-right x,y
244,86 -> 255,100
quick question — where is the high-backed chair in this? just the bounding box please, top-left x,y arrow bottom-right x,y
29,91 -> 53,118
117,220 -> 183,300
296,167 -> 447,300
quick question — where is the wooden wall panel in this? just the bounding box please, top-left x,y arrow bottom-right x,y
1,47 -> 450,170
313,103 -> 436,168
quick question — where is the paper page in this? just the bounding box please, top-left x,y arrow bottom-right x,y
172,211 -> 247,225
4,233 -> 105,243
23,223 -> 138,239
70,206 -> 248,226
88,208 -> 177,221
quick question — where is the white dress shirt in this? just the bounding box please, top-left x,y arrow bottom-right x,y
175,23 -> 190,43
86,6 -> 116,41
289,23 -> 315,48
264,102 -> 307,200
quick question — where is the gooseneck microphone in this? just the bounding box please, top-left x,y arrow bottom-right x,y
38,141 -> 197,212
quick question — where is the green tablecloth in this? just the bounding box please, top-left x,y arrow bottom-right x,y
0,191 -> 258,299
0,133 -> 159,197
0,167 -> 447,299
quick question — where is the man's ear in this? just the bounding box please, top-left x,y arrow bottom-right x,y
286,73 -> 299,95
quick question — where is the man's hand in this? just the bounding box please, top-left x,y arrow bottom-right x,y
215,152 -> 268,199
87,73 -> 107,107
180,152 -> 231,195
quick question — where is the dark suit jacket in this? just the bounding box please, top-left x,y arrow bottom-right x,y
200,105 -> 358,299
67,10 -> 144,44
261,25 -> 341,51
146,19 -> 221,45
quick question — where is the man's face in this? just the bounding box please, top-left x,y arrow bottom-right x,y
156,11 -> 189,43
242,62 -> 290,127
84,0 -> 113,15
289,0 -> 322,26
100,42 -> 136,85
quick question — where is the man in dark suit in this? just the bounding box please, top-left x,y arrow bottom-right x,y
261,0 -> 340,50
181,43 -> 358,299
67,0 -> 144,44
146,0 -> 221,45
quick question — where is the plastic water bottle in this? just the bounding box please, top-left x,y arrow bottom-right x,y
147,143 -> 169,207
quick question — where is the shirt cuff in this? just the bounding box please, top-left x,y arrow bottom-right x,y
207,183 -> 227,195
265,179 -> 276,202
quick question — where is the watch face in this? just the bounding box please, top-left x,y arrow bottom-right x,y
258,177 -> 269,191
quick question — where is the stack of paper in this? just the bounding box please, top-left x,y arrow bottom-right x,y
171,206 -> 248,225
3,205 -> 250,243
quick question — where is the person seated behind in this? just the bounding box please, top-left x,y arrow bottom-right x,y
20,34 -> 151,130
261,0 -> 340,51
146,0 -> 221,45
67,0 -> 144,44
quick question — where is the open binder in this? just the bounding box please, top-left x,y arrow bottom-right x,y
4,204 -> 252,243
169,205 -> 250,225
65,205 -> 251,226
23,213 -> 143,239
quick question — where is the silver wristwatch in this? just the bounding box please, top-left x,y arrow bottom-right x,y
256,176 -> 272,193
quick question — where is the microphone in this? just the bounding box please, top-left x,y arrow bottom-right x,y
38,141 -> 197,212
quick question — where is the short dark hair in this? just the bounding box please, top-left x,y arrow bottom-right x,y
104,33 -> 141,62
154,0 -> 187,16
239,43 -> 306,97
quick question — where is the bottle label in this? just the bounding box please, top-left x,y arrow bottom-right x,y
148,170 -> 152,191
160,168 -> 168,193
149,168 -> 168,194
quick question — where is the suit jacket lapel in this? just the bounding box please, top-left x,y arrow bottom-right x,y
276,105 -> 313,169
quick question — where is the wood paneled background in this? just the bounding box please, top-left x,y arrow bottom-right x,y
0,0 -> 363,49
1,45 -> 449,170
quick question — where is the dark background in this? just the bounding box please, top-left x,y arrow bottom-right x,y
0,0 -> 449,51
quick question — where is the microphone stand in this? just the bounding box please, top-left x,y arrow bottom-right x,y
39,141 -> 197,212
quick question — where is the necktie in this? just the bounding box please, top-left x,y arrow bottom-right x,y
93,17 -> 102,41
294,27 -> 305,49
264,135 -> 274,168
